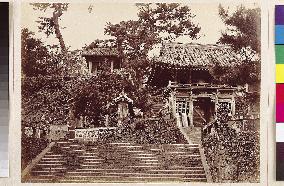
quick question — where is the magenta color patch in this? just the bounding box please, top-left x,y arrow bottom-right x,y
277,103 -> 284,122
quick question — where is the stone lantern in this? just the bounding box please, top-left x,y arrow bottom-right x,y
114,91 -> 134,121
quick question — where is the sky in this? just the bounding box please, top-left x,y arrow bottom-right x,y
21,3 -> 259,51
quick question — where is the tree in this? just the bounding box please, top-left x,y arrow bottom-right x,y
104,3 -> 200,86
211,5 -> 261,86
105,3 -> 201,58
73,68 -> 151,127
218,5 -> 261,60
22,28 -> 87,77
21,28 -> 55,77
84,39 -> 117,49
31,3 -> 69,54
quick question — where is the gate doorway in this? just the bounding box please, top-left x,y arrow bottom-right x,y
193,97 -> 215,127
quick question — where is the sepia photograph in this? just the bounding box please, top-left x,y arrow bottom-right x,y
21,2 -> 261,183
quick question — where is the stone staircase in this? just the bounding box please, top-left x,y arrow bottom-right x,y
25,141 -> 207,183
181,127 -> 202,144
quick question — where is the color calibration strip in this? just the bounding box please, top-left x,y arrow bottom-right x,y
276,5 -> 284,181
0,2 -> 9,177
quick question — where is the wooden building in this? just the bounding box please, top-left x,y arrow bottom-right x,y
149,43 -> 245,127
82,48 -> 122,75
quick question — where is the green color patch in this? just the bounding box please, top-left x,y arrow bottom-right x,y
276,45 -> 284,64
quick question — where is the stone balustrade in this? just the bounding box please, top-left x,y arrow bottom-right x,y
75,127 -> 117,141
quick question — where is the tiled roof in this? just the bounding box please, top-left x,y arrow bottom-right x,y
156,43 -> 241,67
82,48 -> 120,57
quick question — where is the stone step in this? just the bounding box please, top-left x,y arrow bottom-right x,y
117,145 -> 143,148
31,170 -> 67,176
135,153 -> 155,156
36,163 -> 64,167
39,160 -> 66,163
26,177 -> 206,183
83,158 -> 105,161
41,157 -> 64,160
24,178 -> 53,183
58,175 -> 207,182
109,142 -> 132,145
149,148 -> 200,152
83,153 -> 100,155
81,161 -> 102,164
41,167 -> 67,170
138,162 -> 160,165
78,161 -> 202,167
69,144 -> 81,147
45,152 -> 63,157
133,156 -> 156,159
140,159 -> 158,162
66,172 -> 206,178
74,168 -> 205,173
73,150 -> 85,153
126,150 -> 144,153
64,174 -> 206,179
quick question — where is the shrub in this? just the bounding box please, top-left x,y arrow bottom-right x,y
21,137 -> 49,170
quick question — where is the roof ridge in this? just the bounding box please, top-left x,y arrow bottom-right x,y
163,42 -> 233,49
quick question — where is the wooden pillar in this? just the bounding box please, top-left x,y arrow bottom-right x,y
182,113 -> 188,127
172,91 -> 177,116
105,114 -> 109,126
94,63 -> 98,76
188,94 -> 193,127
215,91 -> 219,115
231,96 -> 236,115
110,61 -> 114,72
176,113 -> 182,127
89,61 -> 92,74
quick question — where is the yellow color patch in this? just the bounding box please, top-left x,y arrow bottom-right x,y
277,64 -> 284,83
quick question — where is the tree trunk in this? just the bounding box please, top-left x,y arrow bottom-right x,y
53,5 -> 67,54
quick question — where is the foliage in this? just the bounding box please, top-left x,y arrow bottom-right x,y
202,95 -> 260,182
22,49 -> 87,128
105,3 -> 200,58
210,59 -> 261,86
104,3 -> 200,83
115,117 -> 187,144
22,76 -> 74,129
214,5 -> 261,88
31,3 -> 69,53
21,27 -> 88,129
22,28 -> 52,77
218,5 -> 261,58
84,39 -> 117,49
73,69 -> 151,126
202,121 -> 259,182
22,28 -> 88,77
21,137 -> 49,170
